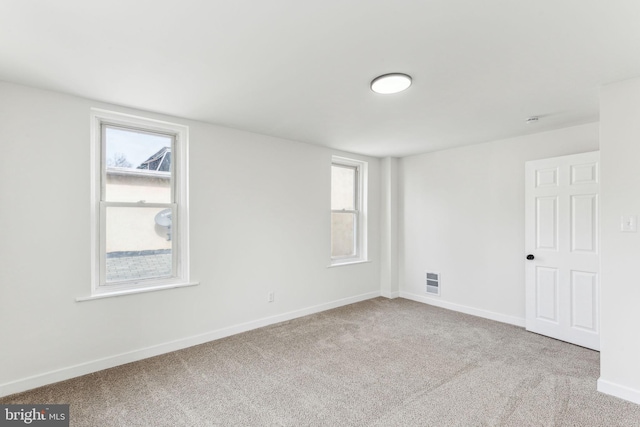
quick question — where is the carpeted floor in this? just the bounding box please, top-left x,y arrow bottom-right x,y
3,297 -> 640,426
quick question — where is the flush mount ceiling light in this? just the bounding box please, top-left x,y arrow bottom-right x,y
371,73 -> 412,94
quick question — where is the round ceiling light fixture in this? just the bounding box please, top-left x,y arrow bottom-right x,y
371,73 -> 412,94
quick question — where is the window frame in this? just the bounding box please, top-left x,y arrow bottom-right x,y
330,156 -> 368,266
89,109 -> 191,297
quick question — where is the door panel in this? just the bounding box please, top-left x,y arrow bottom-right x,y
570,162 -> 598,185
525,151 -> 600,350
570,270 -> 598,331
536,197 -> 558,250
535,267 -> 558,322
536,167 -> 559,187
570,194 -> 597,253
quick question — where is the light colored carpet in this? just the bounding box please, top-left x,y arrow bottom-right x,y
3,297 -> 640,426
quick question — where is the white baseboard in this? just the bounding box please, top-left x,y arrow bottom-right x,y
381,290 -> 400,299
399,291 -> 526,327
597,378 -> 640,405
0,291 -> 381,398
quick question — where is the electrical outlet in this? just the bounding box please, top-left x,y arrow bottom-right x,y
268,291 -> 275,303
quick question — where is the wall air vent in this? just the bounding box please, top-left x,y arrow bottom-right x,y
426,272 -> 440,295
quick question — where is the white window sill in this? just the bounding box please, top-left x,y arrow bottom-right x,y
327,259 -> 371,268
76,281 -> 199,302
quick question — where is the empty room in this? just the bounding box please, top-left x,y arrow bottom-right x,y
2,1 -> 640,426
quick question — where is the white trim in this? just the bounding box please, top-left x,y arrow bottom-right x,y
327,259 -> 371,268
381,291 -> 400,299
330,156 -> 368,265
76,281 -> 199,302
597,378 -> 640,405
101,201 -> 173,209
106,167 -> 171,179
0,291 -> 380,398
89,108 -> 190,297
89,111 -> 100,299
399,291 -> 526,327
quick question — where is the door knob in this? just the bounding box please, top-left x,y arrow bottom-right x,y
526,254 -> 535,260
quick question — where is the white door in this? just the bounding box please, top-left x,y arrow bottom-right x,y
525,151 -> 599,350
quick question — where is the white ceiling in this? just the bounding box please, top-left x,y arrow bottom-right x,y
1,1 -> 639,157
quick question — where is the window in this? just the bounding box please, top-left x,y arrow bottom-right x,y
89,109 -> 190,297
331,156 -> 367,265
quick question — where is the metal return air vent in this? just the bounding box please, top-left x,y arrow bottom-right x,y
426,272 -> 440,295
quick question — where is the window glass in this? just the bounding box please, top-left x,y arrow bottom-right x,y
104,126 -> 173,203
104,206 -> 173,283
331,165 -> 356,211
331,212 -> 356,257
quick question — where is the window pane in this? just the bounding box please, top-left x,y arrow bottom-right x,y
331,165 -> 356,210
104,126 -> 173,203
331,212 -> 356,257
105,206 -> 173,283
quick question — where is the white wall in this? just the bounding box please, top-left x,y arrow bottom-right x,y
399,123 -> 599,324
0,81 -> 381,396
380,157 -> 399,298
598,76 -> 640,404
